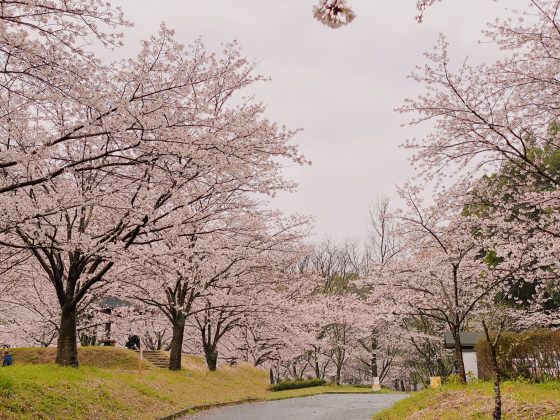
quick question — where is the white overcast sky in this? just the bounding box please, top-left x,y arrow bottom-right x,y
111,0 -> 527,242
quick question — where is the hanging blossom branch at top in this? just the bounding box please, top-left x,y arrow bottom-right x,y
313,0 -> 443,28
313,0 -> 356,28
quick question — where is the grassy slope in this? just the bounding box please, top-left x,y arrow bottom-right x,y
372,381 -> 560,420
0,348 -> 371,419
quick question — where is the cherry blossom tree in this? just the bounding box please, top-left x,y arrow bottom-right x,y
0,23 -> 306,367
401,1 -> 560,195
190,235 -> 309,371
398,3 -> 560,378
0,1 -> 135,195
121,208 -> 309,370
375,186 -> 531,384
0,263 -> 123,349
220,288 -> 315,380
311,293 -> 374,384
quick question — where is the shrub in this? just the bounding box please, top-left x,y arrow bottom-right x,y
271,378 -> 327,391
476,329 -> 560,381
443,374 -> 463,385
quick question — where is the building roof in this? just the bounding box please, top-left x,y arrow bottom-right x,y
444,332 -> 485,349
98,296 -> 130,309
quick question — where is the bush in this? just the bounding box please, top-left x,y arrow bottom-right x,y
443,374 -> 463,385
476,329 -> 560,381
271,378 -> 327,391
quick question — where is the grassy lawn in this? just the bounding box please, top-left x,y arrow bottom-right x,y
0,348 -> 379,419
372,381 -> 560,420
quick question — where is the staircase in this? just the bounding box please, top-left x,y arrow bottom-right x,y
139,350 -> 169,369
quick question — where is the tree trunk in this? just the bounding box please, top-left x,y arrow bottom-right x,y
56,304 -> 79,367
371,335 -> 378,378
491,362 -> 502,420
169,315 -> 185,371
452,330 -> 467,384
269,368 -> 275,385
205,348 -> 218,371
315,361 -> 320,379
483,321 -> 502,420
335,365 -> 342,385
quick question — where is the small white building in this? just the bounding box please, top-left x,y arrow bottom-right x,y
444,332 -> 485,381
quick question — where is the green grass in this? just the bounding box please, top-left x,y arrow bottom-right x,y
9,347 -> 152,370
0,349 -> 270,419
372,381 -> 560,420
271,377 -> 327,391
268,384 -> 381,401
0,347 -> 387,419
0,364 -> 131,419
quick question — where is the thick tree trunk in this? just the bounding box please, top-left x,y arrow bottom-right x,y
56,304 -> 79,367
269,368 -> 275,385
205,348 -> 218,371
315,361 -> 320,379
169,315 -> 185,371
452,330 -> 467,384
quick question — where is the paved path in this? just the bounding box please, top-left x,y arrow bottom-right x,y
189,393 -> 408,420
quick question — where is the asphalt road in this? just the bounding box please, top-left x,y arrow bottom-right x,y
188,393 -> 408,420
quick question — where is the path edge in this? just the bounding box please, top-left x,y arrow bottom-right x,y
159,391 -> 397,419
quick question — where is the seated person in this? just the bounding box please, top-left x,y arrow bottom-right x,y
125,335 -> 140,350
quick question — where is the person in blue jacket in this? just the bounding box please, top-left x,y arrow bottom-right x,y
2,350 -> 13,367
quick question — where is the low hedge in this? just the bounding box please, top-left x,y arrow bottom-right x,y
476,329 -> 560,381
271,378 -> 327,391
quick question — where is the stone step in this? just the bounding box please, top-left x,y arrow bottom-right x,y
145,361 -> 168,366
135,350 -> 169,368
148,363 -> 168,368
143,356 -> 168,360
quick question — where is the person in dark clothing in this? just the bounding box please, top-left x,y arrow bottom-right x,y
2,350 -> 13,367
125,335 -> 140,351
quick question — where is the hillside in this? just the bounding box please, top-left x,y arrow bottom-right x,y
0,347 -> 270,419
0,347 -> 371,419
372,381 -> 560,420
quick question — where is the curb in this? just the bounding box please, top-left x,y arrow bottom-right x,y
159,398 -> 260,420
